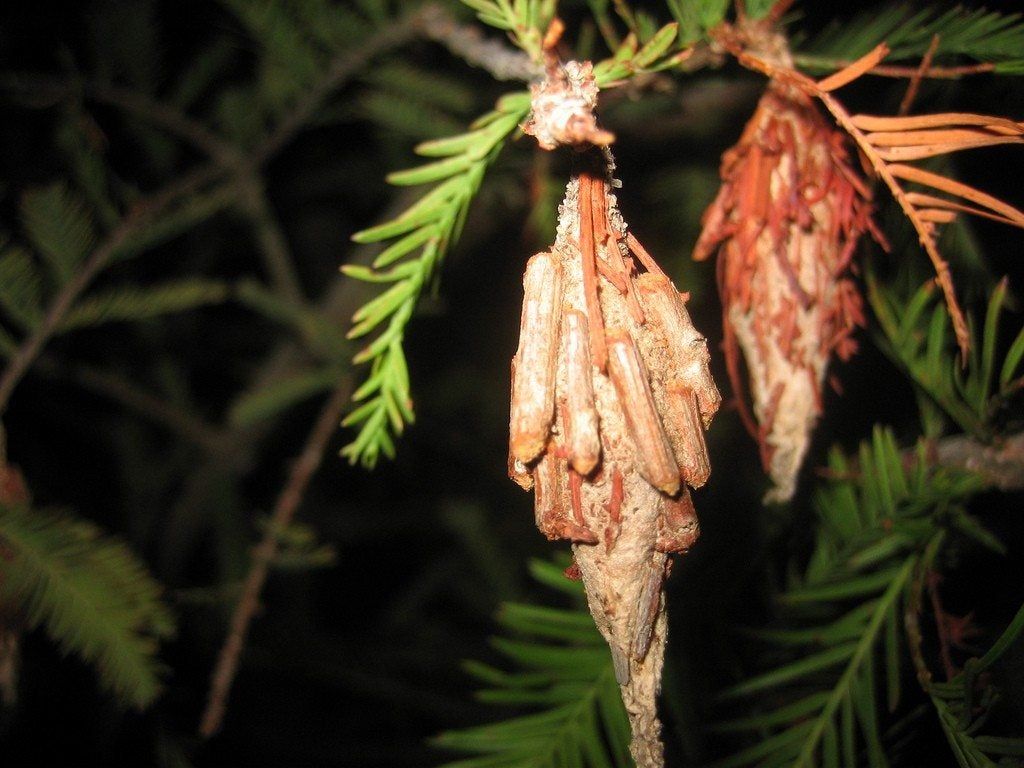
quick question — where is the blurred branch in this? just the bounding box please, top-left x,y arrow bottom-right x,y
792,54 -> 996,79
0,162 -> 225,417
418,4 -> 540,81
934,431 -> 1024,491
155,188 -> 416,581
251,7 -> 426,165
236,176 -> 306,305
820,431 -> 1024,491
75,80 -> 240,167
35,357 -> 231,455
0,73 -> 242,166
0,5 -> 436,422
198,379 -> 352,739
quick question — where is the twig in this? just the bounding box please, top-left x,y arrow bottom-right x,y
927,571 -> 959,681
0,74 -> 241,167
251,9 -> 423,165
933,431 -> 1024,491
419,4 -> 539,81
237,176 -> 306,305
792,55 -> 996,80
816,430 -> 1024,491
904,534 -> 945,691
0,629 -> 17,707
898,35 -> 940,117
83,81 -> 241,167
765,0 -> 797,26
0,163 -> 224,416
197,380 -> 352,739
815,91 -> 970,359
34,358 -> 231,455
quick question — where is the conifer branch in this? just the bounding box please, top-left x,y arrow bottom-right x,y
716,428 -> 993,767
0,502 -> 175,708
198,379 -> 352,738
0,73 -> 242,167
792,56 -> 995,80
250,7 -> 425,165
0,6 -> 434,423
933,432 -> 1024,492
236,176 -> 306,306
156,189 -> 417,581
905,539 -> 1024,766
820,432 -> 1024,493
0,163 -> 225,416
796,4 -> 1024,74
34,359 -> 232,456
419,4 -> 540,81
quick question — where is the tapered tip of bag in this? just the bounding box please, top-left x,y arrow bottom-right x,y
763,482 -> 796,505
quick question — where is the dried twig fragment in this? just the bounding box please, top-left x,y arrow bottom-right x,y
656,491 -> 700,554
607,331 -> 680,496
534,450 -> 598,544
636,273 -> 720,488
510,252 -> 562,465
632,558 -> 668,661
562,310 -> 602,475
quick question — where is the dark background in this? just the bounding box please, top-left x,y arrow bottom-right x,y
0,1 -> 1022,766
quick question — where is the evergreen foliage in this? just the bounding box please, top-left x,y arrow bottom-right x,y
0,1 -> 1020,766
434,560 -> 632,768
908,565 -> 1024,767
868,273 -> 1024,440
713,430 -> 987,768
0,503 -> 174,708
341,92 -> 531,468
797,5 -> 1024,73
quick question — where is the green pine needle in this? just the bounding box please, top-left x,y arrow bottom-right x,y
112,185 -> 239,265
666,0 -> 729,45
229,366 -> 342,427
460,0 -> 555,61
340,92 -> 530,469
20,182 -> 96,286
908,552 -> 1024,768
796,5 -> 1024,74
0,245 -> 44,330
235,279 -> 348,359
717,427 -> 991,767
0,503 -> 174,708
57,278 -> 229,332
866,272 -> 1024,441
433,559 -> 632,768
